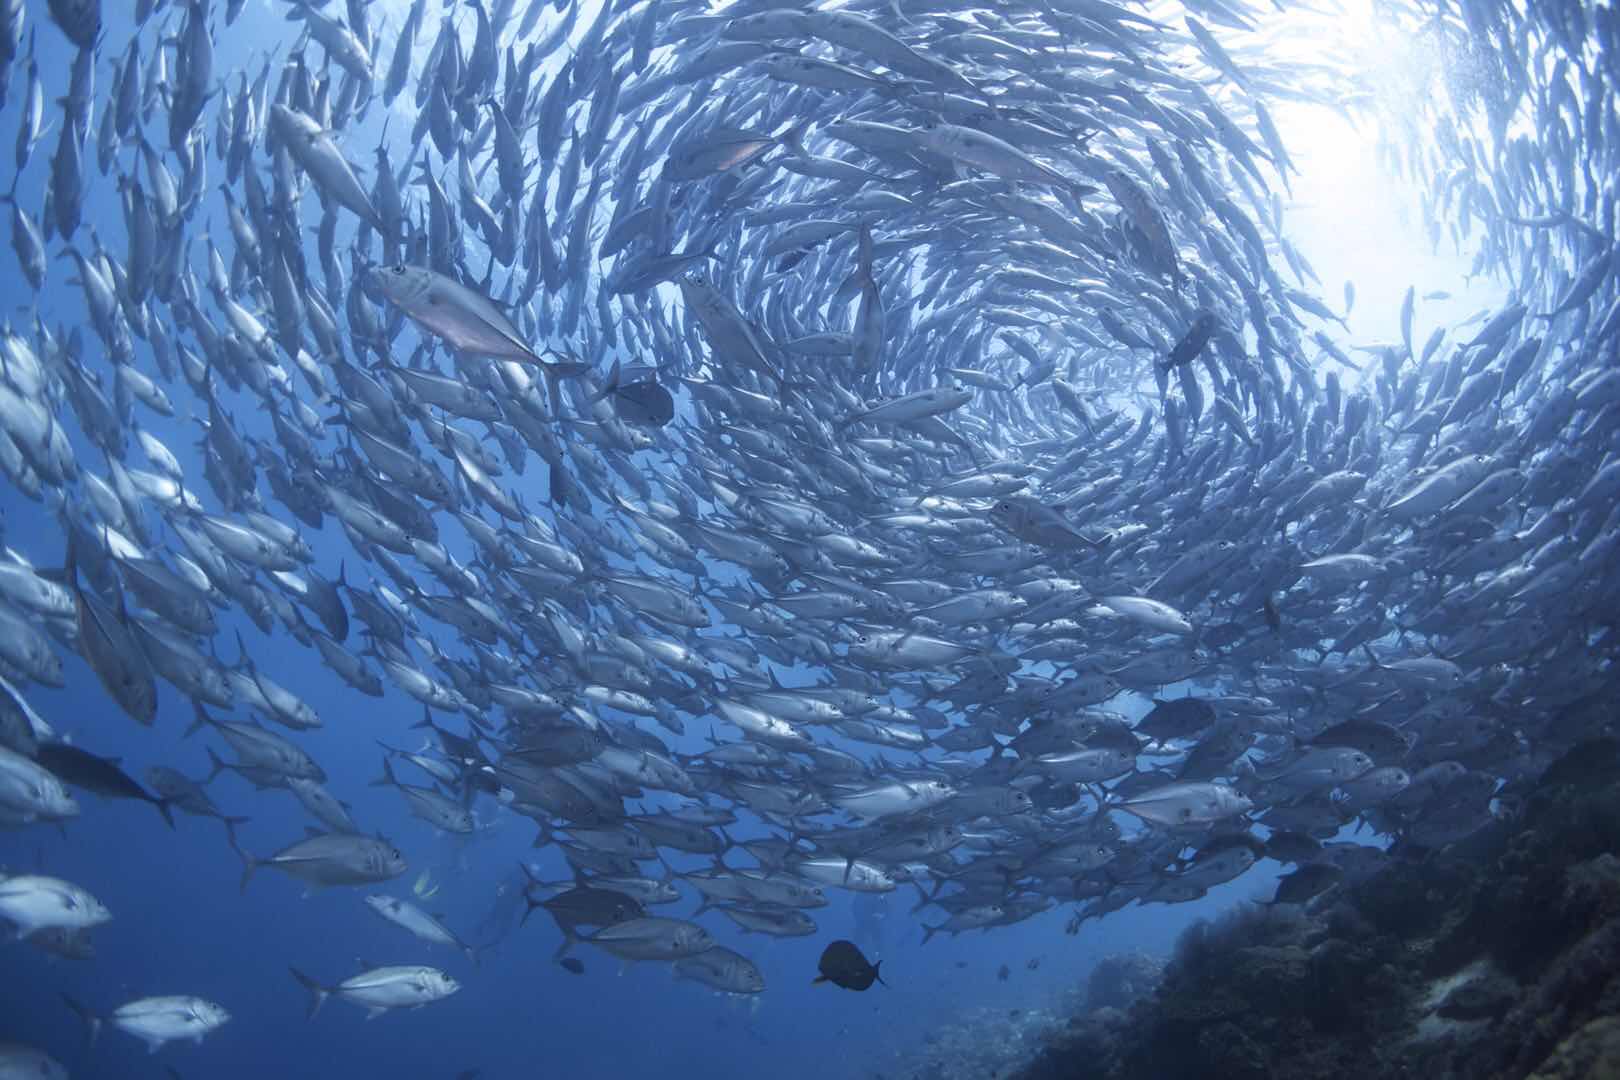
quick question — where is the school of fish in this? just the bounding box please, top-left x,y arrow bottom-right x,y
1,0 -> 1618,1070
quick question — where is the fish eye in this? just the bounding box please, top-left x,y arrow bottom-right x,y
391,264 -> 405,275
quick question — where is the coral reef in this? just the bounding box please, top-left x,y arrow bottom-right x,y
881,1002 -> 1080,1080
1084,952 -> 1166,1013
1007,754 -> 1620,1080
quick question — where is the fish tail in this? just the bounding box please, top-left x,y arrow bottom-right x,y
369,755 -> 398,788
539,360 -> 589,412
774,121 -> 807,157
237,846 -> 259,894
1068,179 -> 1098,204
588,359 -> 622,404
289,968 -> 328,1020
62,994 -> 102,1048
222,816 -> 249,850
549,927 -> 578,960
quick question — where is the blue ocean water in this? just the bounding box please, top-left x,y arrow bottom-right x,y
0,9 -> 1248,1073
0,0 -> 1586,1076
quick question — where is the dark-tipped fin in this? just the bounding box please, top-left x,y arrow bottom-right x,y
62,993 -> 102,1047
288,968 -> 328,1020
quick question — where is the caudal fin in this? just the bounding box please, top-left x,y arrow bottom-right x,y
183,702 -> 214,740
289,968 -> 329,1020
549,926 -> 580,961
519,893 -> 546,929
204,746 -> 231,784
236,845 -> 260,894
587,359 -> 621,404
536,364 -> 580,418
369,756 -> 398,789
62,993 -> 103,1047
221,815 -> 249,850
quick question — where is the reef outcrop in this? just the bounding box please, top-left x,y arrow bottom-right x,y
1011,743 -> 1620,1080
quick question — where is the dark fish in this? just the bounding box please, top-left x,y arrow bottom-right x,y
1536,738 -> 1620,792
606,380 -> 675,429
590,360 -> 675,428
32,742 -> 174,828
1159,309 -> 1219,371
1264,863 -> 1342,905
1263,831 -> 1324,865
1310,721 -> 1410,765
521,865 -> 645,957
1137,698 -> 1217,742
55,538 -> 158,726
46,0 -> 101,51
549,461 -> 578,510
25,924 -> 97,960
813,939 -> 885,991
526,884 -> 645,928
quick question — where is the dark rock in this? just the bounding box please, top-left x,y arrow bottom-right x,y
1004,774 -> 1620,1080
1227,945 -> 1310,1010
1562,853 -> 1620,925
1084,951 -> 1164,1012
1194,1021 -> 1267,1080
1537,738 -> 1620,792
1524,1015 -> 1620,1080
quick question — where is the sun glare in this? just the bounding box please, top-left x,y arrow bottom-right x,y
1266,1 -> 1506,351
